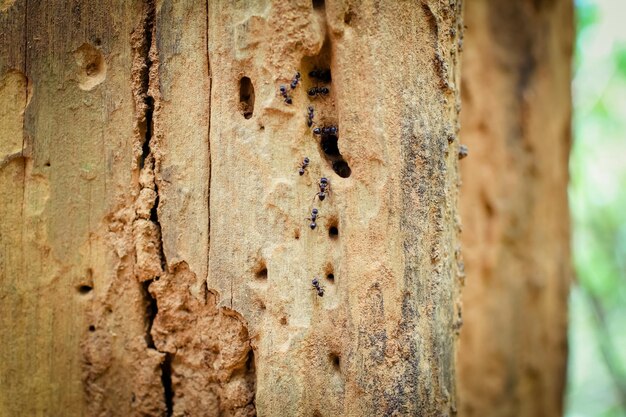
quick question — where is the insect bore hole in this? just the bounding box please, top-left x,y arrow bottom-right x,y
325,263 -> 335,283
329,353 -> 341,370
332,160 -> 352,178
329,224 -> 339,239
88,325 -> 96,332
239,76 -> 255,119
321,135 -> 340,157
255,261 -> 268,280
78,285 -> 93,295
312,0 -> 324,9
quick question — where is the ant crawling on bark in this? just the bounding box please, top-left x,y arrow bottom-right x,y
307,86 -> 329,98
312,278 -> 325,297
314,177 -> 331,202
279,85 -> 292,104
306,208 -> 320,230
290,71 -> 301,89
298,157 -> 310,176
306,106 -> 315,127
313,125 -> 338,136
458,144 -> 469,159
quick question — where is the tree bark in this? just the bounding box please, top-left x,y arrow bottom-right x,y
4,1 -> 586,416
457,1 -> 573,416
205,2 -> 463,416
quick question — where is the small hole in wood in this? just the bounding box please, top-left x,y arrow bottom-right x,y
332,160 -> 352,178
239,76 -> 255,119
344,9 -> 355,24
329,225 -> 338,238
280,316 -> 288,325
88,325 -> 96,332
312,0 -> 324,9
329,353 -> 341,370
255,261 -> 268,280
321,135 -> 340,157
78,285 -> 93,294
325,263 -> 335,283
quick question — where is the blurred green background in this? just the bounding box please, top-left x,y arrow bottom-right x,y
566,0 -> 626,415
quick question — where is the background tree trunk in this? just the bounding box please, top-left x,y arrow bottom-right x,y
457,1 -> 573,416
1,1 -> 465,416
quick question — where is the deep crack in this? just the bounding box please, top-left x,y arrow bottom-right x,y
136,1 -> 173,416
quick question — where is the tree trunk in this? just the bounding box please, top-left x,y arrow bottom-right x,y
457,1 -> 573,416
1,1 -> 465,416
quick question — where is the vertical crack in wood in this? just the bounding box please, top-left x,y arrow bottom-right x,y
205,0 -> 212,287
135,0 -> 173,414
20,0 -> 29,258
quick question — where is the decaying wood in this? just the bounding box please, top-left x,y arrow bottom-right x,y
457,1 -> 573,416
205,1 -> 463,416
1,1 -> 470,416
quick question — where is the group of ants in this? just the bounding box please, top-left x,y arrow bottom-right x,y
277,68 -> 469,298
279,68 -> 335,298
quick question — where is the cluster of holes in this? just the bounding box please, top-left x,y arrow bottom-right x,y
232,7 -> 350,377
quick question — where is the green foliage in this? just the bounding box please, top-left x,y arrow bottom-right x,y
567,0 -> 626,416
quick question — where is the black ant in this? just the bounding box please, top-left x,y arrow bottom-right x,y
458,144 -> 468,159
313,125 -> 338,136
312,278 -> 324,297
314,177 -> 330,201
279,85 -> 292,104
307,86 -> 329,98
309,68 -> 331,83
290,72 -> 301,89
298,157 -> 310,176
306,106 -> 315,127
306,208 -> 319,229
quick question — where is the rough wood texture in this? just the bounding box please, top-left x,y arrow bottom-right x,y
0,1 -> 165,416
1,1 -> 464,416
206,1 -> 463,415
457,1 -> 573,416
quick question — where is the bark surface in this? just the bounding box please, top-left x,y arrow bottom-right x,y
0,1 -> 463,416
457,1 -> 573,416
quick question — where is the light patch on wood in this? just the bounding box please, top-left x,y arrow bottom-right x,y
73,43 -> 107,91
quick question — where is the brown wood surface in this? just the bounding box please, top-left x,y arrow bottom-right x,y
457,1 -> 573,416
0,0 -> 572,416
